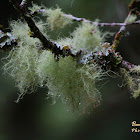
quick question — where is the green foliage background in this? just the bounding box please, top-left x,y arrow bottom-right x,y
0,0 -> 140,140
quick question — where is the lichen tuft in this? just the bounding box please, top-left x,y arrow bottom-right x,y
125,14 -> 137,23
120,68 -> 135,92
71,22 -> 107,51
10,20 -> 44,44
131,66 -> 140,74
43,7 -> 72,30
3,45 -> 39,99
133,83 -> 140,98
120,68 -> 140,98
3,20 -> 42,102
37,51 -> 104,113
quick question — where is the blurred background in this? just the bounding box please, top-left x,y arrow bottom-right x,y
0,0 -> 140,140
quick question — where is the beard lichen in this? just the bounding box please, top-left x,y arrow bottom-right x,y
120,68 -> 140,98
56,22 -> 110,54
3,44 -> 39,101
71,22 -> 107,51
3,9 -> 107,113
10,20 -> 47,43
28,3 -> 72,30
43,7 -> 72,30
3,20 -> 41,102
133,82 -> 140,98
131,66 -> 140,98
36,51 -> 104,113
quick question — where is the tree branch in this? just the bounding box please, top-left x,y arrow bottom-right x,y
19,0 -> 28,9
9,0 -> 74,56
30,9 -> 140,27
111,11 -> 133,50
64,14 -> 140,27
6,0 -> 140,74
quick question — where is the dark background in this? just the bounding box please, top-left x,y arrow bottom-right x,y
0,0 -> 140,140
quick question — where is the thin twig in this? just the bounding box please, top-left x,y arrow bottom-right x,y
31,9 -> 140,27
111,11 -> 133,50
121,60 -> 136,72
64,14 -> 140,27
20,0 -> 27,8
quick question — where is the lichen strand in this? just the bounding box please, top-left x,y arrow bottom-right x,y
56,23 -> 110,55
133,82 -> 140,98
43,8 -> 72,30
132,65 -> 140,98
37,51 -> 103,113
120,68 -> 135,92
72,22 -> 107,51
131,65 -> 140,74
120,68 -> 140,98
57,37 -> 76,54
3,20 -> 44,101
3,44 -> 39,97
29,3 -> 43,12
36,50 -> 58,86
125,14 -> 137,23
57,37 -> 73,48
10,20 -> 48,42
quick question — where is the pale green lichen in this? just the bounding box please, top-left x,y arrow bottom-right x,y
125,14 -> 137,23
3,44 -> 39,97
10,20 -> 47,43
10,20 -> 32,41
43,8 -> 72,30
29,4 -> 72,30
29,3 -> 44,12
71,22 -> 107,51
10,19 -> 48,46
37,51 -> 104,113
133,82 -> 140,99
120,68 -> 140,98
120,68 -> 135,92
56,22 -> 110,54
57,37 -> 73,47
57,37 -> 76,53
3,6 -> 110,111
36,50 -> 58,86
131,66 -> 140,74
122,65 -> 140,98
3,20 -> 42,101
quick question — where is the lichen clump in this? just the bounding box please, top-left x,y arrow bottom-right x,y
57,22 -> 109,54
3,21 -> 40,101
37,51 -> 103,112
120,68 -> 140,98
2,18 -> 105,112
43,8 -> 72,30
3,5 -> 109,113
72,22 -> 105,51
4,47 -> 104,112
29,4 -> 73,30
131,66 -> 140,98
4,45 -> 39,95
132,66 -> 140,74
125,14 -> 137,23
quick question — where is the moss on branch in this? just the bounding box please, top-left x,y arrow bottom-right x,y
1,0 -> 140,113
